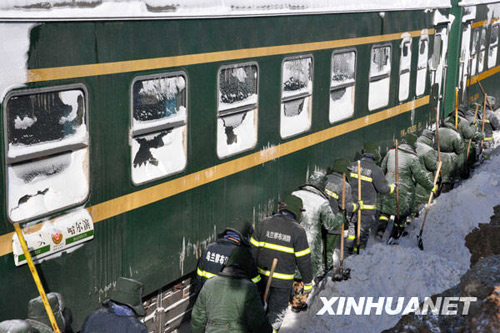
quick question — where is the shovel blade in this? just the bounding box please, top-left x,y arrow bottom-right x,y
332,267 -> 351,281
417,236 -> 424,250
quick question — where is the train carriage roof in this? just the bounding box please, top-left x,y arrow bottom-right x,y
0,0 -> 452,21
460,0 -> 500,6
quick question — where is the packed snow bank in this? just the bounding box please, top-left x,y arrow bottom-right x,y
281,128 -> 500,333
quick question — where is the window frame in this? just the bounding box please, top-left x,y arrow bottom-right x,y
279,54 -> 314,139
216,61 -> 259,159
4,84 -> 90,223
368,43 -> 392,111
329,48 -> 357,124
130,71 -> 189,185
399,37 -> 412,102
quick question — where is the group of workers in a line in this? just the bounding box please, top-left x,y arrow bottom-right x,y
0,101 -> 496,333
190,100 -> 499,332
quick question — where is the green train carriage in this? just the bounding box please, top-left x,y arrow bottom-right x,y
0,0 -> 499,330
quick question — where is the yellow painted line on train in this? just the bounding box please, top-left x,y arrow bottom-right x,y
467,63 -> 500,86
0,95 -> 428,258
27,29 -> 433,82
472,18 -> 499,29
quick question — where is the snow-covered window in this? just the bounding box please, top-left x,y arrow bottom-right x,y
416,37 -> 429,96
399,38 -> 412,102
369,45 -> 391,111
330,50 -> 356,123
131,73 -> 188,185
5,86 -> 89,222
217,63 -> 258,158
430,34 -> 442,71
280,56 -> 313,138
478,27 -> 487,73
488,24 -> 499,69
471,28 -> 480,76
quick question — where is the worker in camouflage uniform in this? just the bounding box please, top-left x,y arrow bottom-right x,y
195,228 -> 261,295
292,171 -> 344,283
347,143 -> 396,253
250,195 -> 312,331
413,129 -> 439,214
478,100 -> 499,160
377,134 -> 436,241
451,108 -> 484,179
191,246 -> 273,333
438,116 -> 465,193
325,158 -> 357,267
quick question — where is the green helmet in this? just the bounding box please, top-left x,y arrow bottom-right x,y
280,194 -> 304,222
331,158 -> 350,174
308,171 -> 327,190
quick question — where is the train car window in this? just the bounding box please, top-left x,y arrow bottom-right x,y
416,37 -> 429,96
368,45 -> 391,111
330,50 -> 356,123
217,63 -> 258,158
478,27 -> 487,73
471,28 -> 480,75
131,73 -> 187,185
430,34 -> 442,71
488,24 -> 499,69
4,86 -> 89,222
280,56 -> 313,138
399,38 -> 412,102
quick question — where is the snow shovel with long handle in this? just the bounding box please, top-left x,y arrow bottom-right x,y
417,161 -> 442,251
332,173 -> 351,281
356,160 -> 362,255
478,81 -> 495,111
395,139 -> 400,221
263,258 -> 278,309
481,94 -> 487,150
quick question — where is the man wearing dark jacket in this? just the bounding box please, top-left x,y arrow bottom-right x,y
81,277 -> 147,333
195,228 -> 261,294
347,143 -> 396,253
191,246 -> 273,333
251,195 -> 313,331
438,118 -> 465,192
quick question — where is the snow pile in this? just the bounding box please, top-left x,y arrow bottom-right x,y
281,127 -> 500,332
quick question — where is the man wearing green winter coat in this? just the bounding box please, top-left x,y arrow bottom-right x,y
292,171 -> 344,283
414,130 -> 439,213
378,134 -> 435,241
438,117 -> 465,192
191,246 -> 273,333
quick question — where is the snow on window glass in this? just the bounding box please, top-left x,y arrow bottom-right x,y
399,39 -> 412,102
471,29 -> 480,75
6,89 -> 87,159
217,63 -> 258,158
280,56 -> 313,138
416,38 -> 429,96
132,75 -> 187,131
131,73 -> 188,184
330,51 -> 356,123
369,45 -> 391,110
218,65 -> 258,111
5,87 -> 89,223
430,34 -> 442,70
489,25 -> 499,69
131,127 -> 187,184
8,149 -> 89,222
478,28 -> 487,73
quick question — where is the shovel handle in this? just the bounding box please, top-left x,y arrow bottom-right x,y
395,139 -> 399,220
357,160 -> 361,254
263,258 -> 278,303
340,173 -> 346,266
420,161 -> 442,235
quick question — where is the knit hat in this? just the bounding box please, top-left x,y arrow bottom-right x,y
421,129 -> 434,140
0,320 -> 33,333
280,194 -> 304,222
331,158 -> 350,174
308,171 -> 327,190
403,133 -> 418,149
27,293 -> 65,333
107,277 -> 146,316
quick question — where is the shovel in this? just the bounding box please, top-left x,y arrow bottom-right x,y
417,161 -> 442,250
332,173 -> 351,281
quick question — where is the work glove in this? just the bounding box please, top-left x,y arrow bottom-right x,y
431,184 -> 438,194
390,182 -> 398,194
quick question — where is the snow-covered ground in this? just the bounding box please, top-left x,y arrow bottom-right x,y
281,123 -> 500,333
